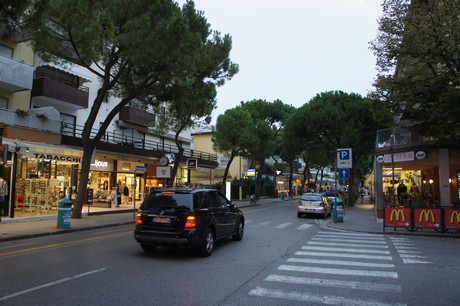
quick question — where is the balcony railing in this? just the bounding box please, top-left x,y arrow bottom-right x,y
0,108 -> 218,164
119,106 -> 155,127
31,71 -> 89,109
0,54 -> 33,92
376,127 -> 435,149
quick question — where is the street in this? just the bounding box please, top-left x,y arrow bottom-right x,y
1,199 -> 459,306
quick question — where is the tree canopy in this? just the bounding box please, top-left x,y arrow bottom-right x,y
369,0 -> 460,148
23,0 -> 237,217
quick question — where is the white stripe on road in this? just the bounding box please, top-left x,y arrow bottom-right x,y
307,241 -> 388,249
396,249 -> 421,254
295,251 -> 393,260
318,231 -> 385,239
265,274 -> 401,292
302,246 -> 390,254
287,257 -> 395,268
249,287 -> 406,306
312,237 -> 387,244
258,221 -> 272,226
297,224 -> 313,230
274,222 -> 292,229
278,265 -> 398,278
0,267 -> 108,302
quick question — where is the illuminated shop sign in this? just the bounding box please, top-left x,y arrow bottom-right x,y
34,153 -> 81,163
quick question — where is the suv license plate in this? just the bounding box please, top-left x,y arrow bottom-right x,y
153,217 -> 171,224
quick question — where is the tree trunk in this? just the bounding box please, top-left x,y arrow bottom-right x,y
220,151 -> 236,194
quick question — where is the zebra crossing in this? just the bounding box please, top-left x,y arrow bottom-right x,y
245,219 -> 314,230
247,231 -> 407,306
390,236 -> 432,264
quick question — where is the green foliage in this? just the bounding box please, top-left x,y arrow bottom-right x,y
22,0 -> 238,215
369,0 -> 460,148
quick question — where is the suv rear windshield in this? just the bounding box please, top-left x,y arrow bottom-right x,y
141,192 -> 204,210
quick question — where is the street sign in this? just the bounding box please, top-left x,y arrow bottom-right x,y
337,148 -> 352,169
187,158 -> 197,169
339,168 -> 349,179
135,166 -> 146,172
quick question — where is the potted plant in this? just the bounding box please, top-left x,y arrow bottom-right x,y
36,113 -> 49,122
15,109 -> 28,118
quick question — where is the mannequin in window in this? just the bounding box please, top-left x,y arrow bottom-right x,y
0,177 -> 8,217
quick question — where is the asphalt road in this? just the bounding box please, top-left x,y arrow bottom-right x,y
1,199 -> 459,306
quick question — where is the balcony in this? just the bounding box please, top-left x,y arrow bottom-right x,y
119,106 -> 155,127
375,127 -> 436,154
0,55 -> 33,92
31,71 -> 89,109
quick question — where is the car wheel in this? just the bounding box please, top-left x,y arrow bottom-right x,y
198,228 -> 215,257
140,243 -> 157,252
297,212 -> 303,218
232,220 -> 244,241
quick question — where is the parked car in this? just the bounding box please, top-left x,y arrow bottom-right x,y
297,193 -> 332,219
134,188 -> 245,257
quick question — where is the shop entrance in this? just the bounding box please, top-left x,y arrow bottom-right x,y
117,173 -> 144,205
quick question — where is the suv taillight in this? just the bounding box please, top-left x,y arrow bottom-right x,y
135,212 -> 142,225
185,215 -> 197,228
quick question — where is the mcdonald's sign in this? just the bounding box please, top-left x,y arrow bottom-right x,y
445,209 -> 460,230
414,208 -> 440,229
384,208 -> 409,227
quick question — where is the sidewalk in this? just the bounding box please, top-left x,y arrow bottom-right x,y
0,196 -> 458,242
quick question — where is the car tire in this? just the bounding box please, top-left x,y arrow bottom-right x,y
198,228 -> 215,257
297,212 -> 303,218
141,243 -> 157,252
232,220 -> 244,241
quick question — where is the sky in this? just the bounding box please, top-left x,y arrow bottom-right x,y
177,0 -> 383,123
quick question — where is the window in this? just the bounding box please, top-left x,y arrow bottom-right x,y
0,44 -> 13,57
60,113 -> 76,136
0,97 -> 8,109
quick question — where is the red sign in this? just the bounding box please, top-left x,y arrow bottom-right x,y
413,208 -> 441,229
444,209 -> 460,230
385,208 -> 410,228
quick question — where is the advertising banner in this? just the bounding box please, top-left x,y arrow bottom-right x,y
444,209 -> 460,230
413,208 -> 441,229
384,208 -> 410,228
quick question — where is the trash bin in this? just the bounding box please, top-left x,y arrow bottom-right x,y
281,192 -> 285,200
57,197 -> 73,229
332,201 -> 344,223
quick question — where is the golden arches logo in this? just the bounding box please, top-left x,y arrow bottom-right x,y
390,209 -> 405,221
419,210 -> 435,223
450,211 -> 460,224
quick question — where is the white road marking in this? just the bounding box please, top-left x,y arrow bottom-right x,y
249,287 -> 406,306
287,257 -> 395,268
307,241 -> 388,249
265,274 -> 401,292
0,267 -> 108,302
312,237 -> 387,244
296,224 -> 313,230
278,264 -> 398,278
301,246 -> 390,254
294,251 -> 393,260
317,231 -> 385,239
274,222 -> 292,229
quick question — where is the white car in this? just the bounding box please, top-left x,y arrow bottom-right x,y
297,193 -> 332,219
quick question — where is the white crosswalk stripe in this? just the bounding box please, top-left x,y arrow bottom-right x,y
390,237 -> 432,264
246,230 -> 407,305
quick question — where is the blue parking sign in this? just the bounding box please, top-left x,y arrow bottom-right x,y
337,148 -> 352,169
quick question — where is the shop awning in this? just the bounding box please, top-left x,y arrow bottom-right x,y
2,139 -> 83,158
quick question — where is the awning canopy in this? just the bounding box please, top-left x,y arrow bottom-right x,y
2,139 -> 83,159
37,60 -> 93,82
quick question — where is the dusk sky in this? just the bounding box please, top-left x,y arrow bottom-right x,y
177,0 -> 383,122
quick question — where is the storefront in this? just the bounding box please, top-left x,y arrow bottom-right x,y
374,147 -> 460,218
2,140 -> 82,218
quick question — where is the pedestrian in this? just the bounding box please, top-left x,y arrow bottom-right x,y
360,187 -> 365,203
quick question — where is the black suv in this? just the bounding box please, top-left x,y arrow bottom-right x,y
134,188 -> 244,256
